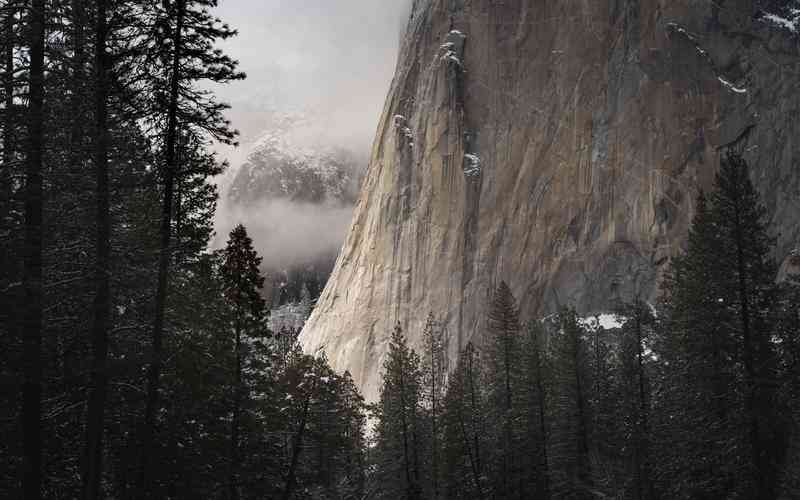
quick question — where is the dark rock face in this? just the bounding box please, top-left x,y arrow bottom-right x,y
300,0 -> 800,402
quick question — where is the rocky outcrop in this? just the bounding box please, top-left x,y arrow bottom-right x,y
300,0 -> 800,403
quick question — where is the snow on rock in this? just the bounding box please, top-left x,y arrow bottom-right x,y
463,153 -> 481,177
760,3 -> 800,33
441,50 -> 462,66
579,313 -> 627,331
393,115 -> 414,147
667,22 -> 748,95
718,76 -> 747,94
439,29 -> 466,67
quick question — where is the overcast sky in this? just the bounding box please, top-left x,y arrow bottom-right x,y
212,0 -> 411,159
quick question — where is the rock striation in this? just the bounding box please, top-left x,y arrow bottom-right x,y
300,0 -> 800,403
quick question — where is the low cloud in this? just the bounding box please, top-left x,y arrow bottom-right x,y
215,199 -> 354,270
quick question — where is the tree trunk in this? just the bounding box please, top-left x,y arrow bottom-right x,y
534,333 -> 550,499
229,321 -> 241,500
1,3 -> 14,216
82,0 -> 111,497
429,338 -> 439,500
282,375 -> 316,500
732,178 -> 764,498
22,0 -> 46,497
633,302 -> 650,500
138,0 -> 185,496
399,355 -> 414,498
503,328 -> 512,496
467,348 -> 482,478
457,372 -> 484,500
573,331 -> 591,493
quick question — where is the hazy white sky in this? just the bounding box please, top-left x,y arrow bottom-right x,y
212,0 -> 411,154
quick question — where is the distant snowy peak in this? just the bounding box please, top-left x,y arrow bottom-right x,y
228,112 -> 363,206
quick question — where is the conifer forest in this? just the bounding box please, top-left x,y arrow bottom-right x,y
1,1 -> 799,499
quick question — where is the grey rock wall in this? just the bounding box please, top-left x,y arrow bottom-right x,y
300,0 -> 800,403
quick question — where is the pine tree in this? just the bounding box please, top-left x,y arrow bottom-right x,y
338,370 -> 368,498
547,307 -> 593,499
0,0 -> 18,224
136,0 -> 243,493
373,324 -> 424,500
81,0 -> 112,496
521,320 -> 550,498
709,153 -> 781,499
21,0 -> 46,496
442,342 -> 488,499
777,274 -> 800,497
484,281 -> 525,498
220,224 -> 268,499
0,1 -> 23,493
616,300 -> 655,500
421,313 -> 446,499
279,353 -> 322,500
653,153 -> 783,499
651,190 -> 732,499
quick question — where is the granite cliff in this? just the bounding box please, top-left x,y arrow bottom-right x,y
299,0 -> 800,403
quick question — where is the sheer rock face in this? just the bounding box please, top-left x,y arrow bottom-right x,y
299,0 -> 800,402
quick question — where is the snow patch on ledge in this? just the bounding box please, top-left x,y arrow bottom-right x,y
761,7 -> 800,33
393,115 -> 414,147
579,313 -> 627,331
463,153 -> 481,177
718,76 -> 747,94
666,22 -> 748,96
439,29 -> 466,67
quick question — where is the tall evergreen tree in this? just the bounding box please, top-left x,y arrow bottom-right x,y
219,223 -> 268,499
373,324 -> 424,500
652,190 -> 733,499
616,300 -> 655,500
1,0 -> 17,222
521,320 -> 550,498
484,281 -> 525,498
777,274 -> 800,497
421,313 -> 446,499
547,307 -> 593,499
442,342 -> 488,499
22,0 -> 46,497
81,0 -> 112,497
710,153 -> 781,498
0,1 -> 23,492
136,0 -> 243,493
653,153 -> 783,499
